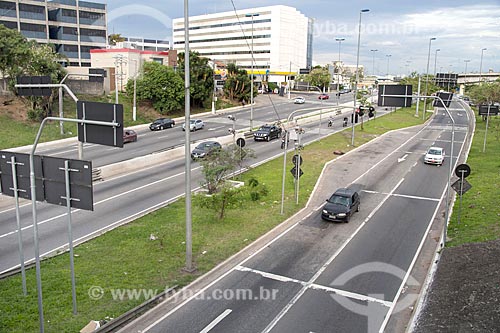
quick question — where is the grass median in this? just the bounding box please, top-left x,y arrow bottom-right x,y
0,107 -> 428,332
446,115 -> 500,246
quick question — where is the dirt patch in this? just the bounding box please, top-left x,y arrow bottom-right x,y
413,239 -> 500,332
0,96 -> 30,122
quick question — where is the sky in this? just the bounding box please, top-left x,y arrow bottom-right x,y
96,0 -> 500,76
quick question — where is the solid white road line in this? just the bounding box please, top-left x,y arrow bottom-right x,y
361,190 -> 441,202
199,309 -> 232,333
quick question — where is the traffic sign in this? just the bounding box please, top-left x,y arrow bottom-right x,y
290,167 -> 304,179
292,154 -> 303,166
451,179 -> 472,196
455,164 -> 471,178
236,137 -> 246,148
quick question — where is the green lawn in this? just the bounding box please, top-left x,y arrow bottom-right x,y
446,115 -> 500,246
0,106 -> 430,333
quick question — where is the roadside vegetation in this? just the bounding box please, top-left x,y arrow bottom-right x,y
447,81 -> 500,246
0,106 -> 428,333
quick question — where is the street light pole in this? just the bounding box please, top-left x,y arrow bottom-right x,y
246,13 -> 259,131
433,48 -> 440,76
386,54 -> 391,76
335,37 -> 345,92
351,9 -> 370,147
479,48 -> 487,85
132,59 -> 138,121
463,59 -> 470,94
370,49 -> 378,77
423,37 -> 436,119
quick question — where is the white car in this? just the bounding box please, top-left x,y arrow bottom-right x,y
182,119 -> 205,131
294,96 -> 305,104
424,147 -> 445,165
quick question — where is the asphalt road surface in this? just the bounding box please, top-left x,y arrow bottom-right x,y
124,100 -> 471,333
0,92 -> 370,275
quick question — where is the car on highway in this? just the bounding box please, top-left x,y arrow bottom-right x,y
424,146 -> 445,165
294,96 -> 305,104
191,141 -> 222,160
322,188 -> 360,222
149,118 -> 175,131
123,129 -> 137,143
183,119 -> 205,131
253,124 -> 282,141
318,93 -> 329,100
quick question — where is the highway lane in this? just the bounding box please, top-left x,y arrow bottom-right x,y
14,93 -> 354,167
138,101 -> 471,332
0,102 -> 366,274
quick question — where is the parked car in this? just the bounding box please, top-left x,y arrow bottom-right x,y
294,96 -> 305,104
424,146 -> 445,165
149,118 -> 175,131
322,188 -> 360,222
183,119 -> 205,131
191,141 -> 222,160
253,124 -> 282,141
318,93 -> 330,100
123,129 -> 137,143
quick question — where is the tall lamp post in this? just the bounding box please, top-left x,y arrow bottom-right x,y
131,59 -> 138,121
423,37 -> 436,119
479,48 -> 487,85
370,49 -> 378,76
433,48 -> 440,76
463,59 -> 470,94
351,9 -> 370,147
335,37 -> 345,91
385,54 -> 391,76
246,13 -> 259,131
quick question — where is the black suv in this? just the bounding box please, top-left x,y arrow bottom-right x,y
253,124 -> 282,142
149,118 -> 175,131
321,188 -> 360,222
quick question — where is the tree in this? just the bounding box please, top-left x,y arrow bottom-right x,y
126,61 -> 184,114
195,145 -> 256,220
223,63 -> 253,103
177,51 -> 214,108
303,66 -> 331,91
0,25 -> 66,120
108,33 -> 125,46
0,25 -> 31,89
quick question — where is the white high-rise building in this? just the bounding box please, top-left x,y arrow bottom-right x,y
172,5 -> 312,82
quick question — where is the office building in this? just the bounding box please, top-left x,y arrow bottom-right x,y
172,5 -> 312,82
0,0 -> 107,67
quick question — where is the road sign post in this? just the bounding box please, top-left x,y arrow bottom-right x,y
453,164 -> 472,225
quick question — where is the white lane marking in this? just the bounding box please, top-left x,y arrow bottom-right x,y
157,135 -> 169,139
397,154 -> 408,163
236,266 -> 306,285
199,309 -> 232,333
361,190 -> 441,202
208,126 -> 225,131
309,284 -> 391,307
262,179 -> 405,333
237,265 -> 391,307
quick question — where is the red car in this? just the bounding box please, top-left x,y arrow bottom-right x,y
123,129 -> 137,143
318,93 -> 330,100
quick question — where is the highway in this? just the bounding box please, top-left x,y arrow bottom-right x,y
11,92 -> 355,167
124,100 -> 472,333
0,92 -> 365,274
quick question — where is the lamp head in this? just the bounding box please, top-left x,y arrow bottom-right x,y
361,9 -> 370,13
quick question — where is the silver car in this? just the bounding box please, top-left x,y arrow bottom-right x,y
183,119 -> 205,131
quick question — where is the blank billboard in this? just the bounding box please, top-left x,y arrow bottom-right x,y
378,85 -> 412,107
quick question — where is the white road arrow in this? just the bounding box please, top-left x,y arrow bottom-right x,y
398,154 -> 408,163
